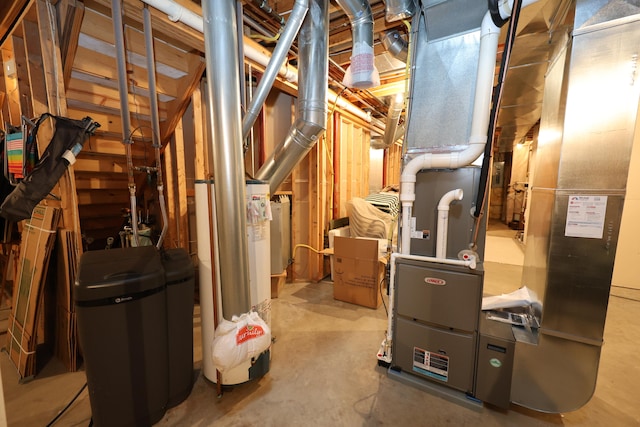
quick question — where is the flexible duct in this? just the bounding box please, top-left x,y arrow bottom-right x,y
143,6 -> 169,249
255,0 -> 328,194
436,189 -> 463,258
335,0 -> 379,88
202,0 -> 251,318
399,0 -> 538,254
242,0 -> 309,139
380,30 -> 408,63
141,0 -> 371,125
111,0 -> 139,246
376,91 -> 404,149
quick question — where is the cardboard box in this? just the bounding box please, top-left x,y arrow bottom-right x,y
333,236 -> 384,309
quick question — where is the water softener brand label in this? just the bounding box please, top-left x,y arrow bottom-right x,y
424,277 -> 446,286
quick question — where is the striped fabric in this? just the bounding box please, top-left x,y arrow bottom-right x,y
365,192 -> 400,217
6,132 -> 24,179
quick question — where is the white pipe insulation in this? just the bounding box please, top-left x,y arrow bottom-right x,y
140,0 -> 372,125
399,0 -> 537,255
436,189 -> 463,259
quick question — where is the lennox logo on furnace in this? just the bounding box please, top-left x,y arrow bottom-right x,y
424,277 -> 446,286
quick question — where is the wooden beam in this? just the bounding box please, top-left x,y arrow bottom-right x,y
81,6 -> 192,74
71,46 -> 180,99
173,119 -> 189,250
0,0 -> 33,47
160,52 -> 204,145
57,0 -> 84,88
1,37 -> 22,124
192,85 -> 208,180
163,134 -> 177,248
87,0 -> 204,53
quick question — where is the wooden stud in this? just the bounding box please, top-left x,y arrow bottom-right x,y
173,118 -> 189,250
163,133 -> 177,247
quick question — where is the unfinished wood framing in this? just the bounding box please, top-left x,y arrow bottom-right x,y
173,119 -> 189,250
163,135 -> 178,248
385,143 -> 403,188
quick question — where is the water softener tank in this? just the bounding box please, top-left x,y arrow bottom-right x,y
75,246 -> 168,427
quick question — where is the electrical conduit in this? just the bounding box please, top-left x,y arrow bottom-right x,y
143,5 -> 169,248
111,0 -> 139,246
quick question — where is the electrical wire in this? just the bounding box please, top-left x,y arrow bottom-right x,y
45,382 -> 88,427
291,243 -> 325,262
379,274 -> 388,316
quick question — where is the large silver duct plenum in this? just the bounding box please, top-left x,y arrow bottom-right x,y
511,1 -> 640,412
202,0 -> 251,318
255,0 -> 328,195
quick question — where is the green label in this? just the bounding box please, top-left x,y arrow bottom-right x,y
490,358 -> 502,368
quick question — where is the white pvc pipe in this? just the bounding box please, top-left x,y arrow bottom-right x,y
399,0 -> 538,255
141,0 -> 372,125
436,189 -> 463,259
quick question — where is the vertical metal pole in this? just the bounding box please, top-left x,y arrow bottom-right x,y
111,0 -> 139,245
142,5 -> 169,248
202,0 -> 251,318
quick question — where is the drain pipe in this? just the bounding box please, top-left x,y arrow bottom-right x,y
254,0 -> 328,194
335,0 -> 379,89
143,5 -> 169,248
111,0 -> 139,246
436,189 -> 463,259
399,0 -> 538,255
242,0 -> 308,139
202,0 -> 251,318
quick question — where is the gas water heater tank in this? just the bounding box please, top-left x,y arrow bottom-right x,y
194,180 -> 272,385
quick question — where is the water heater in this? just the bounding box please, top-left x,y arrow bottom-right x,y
195,180 -> 272,385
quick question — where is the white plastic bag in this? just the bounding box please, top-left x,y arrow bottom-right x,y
211,311 -> 271,372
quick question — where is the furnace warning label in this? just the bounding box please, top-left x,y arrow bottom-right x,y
565,195 -> 607,239
412,347 -> 449,382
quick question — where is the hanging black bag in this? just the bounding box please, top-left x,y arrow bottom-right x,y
0,114 -> 100,222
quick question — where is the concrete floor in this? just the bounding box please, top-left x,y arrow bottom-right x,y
2,231 -> 640,426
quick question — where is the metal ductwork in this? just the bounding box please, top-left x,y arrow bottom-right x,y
510,0 -> 639,412
372,92 -> 404,149
380,30 -> 408,63
385,0 -> 417,23
335,0 -> 379,88
202,0 -> 251,318
242,0 -> 309,139
255,0 -> 328,194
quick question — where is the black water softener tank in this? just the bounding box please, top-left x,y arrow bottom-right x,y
75,246 -> 168,426
161,248 -> 195,408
